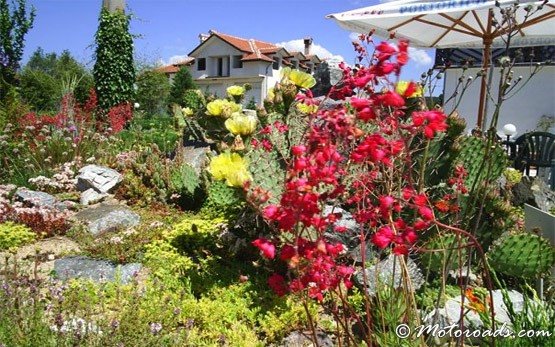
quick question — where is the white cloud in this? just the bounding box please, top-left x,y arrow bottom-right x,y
277,39 -> 344,62
349,32 -> 362,41
168,55 -> 191,65
408,47 -> 433,66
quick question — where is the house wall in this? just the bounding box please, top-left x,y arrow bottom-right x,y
190,38 -> 263,79
442,65 -> 555,136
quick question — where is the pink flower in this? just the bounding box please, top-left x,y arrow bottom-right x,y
372,226 -> 394,249
291,145 -> 306,156
268,273 -> 289,296
252,238 -> 276,259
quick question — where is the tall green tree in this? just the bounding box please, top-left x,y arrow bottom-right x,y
93,4 -> 134,110
0,0 -> 35,100
19,48 -> 94,112
169,66 -> 196,106
135,69 -> 170,116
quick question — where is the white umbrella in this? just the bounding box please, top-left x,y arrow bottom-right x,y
327,0 -> 555,128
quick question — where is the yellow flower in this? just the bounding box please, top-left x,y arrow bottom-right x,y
225,113 -> 257,136
227,85 -> 245,97
396,81 -> 423,98
182,107 -> 194,116
206,99 -> 242,118
206,99 -> 226,117
296,103 -> 318,114
266,87 -> 275,102
281,67 -> 316,89
209,152 -> 252,187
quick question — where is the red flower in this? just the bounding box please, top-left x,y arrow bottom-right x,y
291,145 -> 306,156
379,91 -> 405,107
252,238 -> 276,259
372,226 -> 394,249
268,273 -> 289,296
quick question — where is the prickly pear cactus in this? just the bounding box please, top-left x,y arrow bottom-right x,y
169,163 -> 200,198
246,147 -> 285,204
202,180 -> 244,218
453,136 -> 507,189
487,232 -> 555,279
420,234 -> 470,273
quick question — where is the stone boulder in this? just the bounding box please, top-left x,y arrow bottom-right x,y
53,256 -> 141,284
76,165 -> 122,193
73,203 -> 140,236
354,254 -> 424,296
80,188 -> 108,206
14,188 -> 66,211
180,144 -> 212,174
279,330 -> 334,347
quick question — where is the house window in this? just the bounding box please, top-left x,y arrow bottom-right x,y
216,56 -> 230,77
291,59 -> 299,69
197,58 -> 206,71
272,57 -> 281,70
232,55 -> 243,69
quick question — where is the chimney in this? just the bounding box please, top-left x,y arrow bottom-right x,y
102,0 -> 125,12
198,33 -> 210,43
303,37 -> 313,56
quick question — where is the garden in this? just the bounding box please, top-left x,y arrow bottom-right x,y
0,1 -> 554,346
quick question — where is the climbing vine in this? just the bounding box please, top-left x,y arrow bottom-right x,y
93,7 -> 135,111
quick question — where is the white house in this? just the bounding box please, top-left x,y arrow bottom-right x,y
181,30 -> 321,105
436,46 -> 555,136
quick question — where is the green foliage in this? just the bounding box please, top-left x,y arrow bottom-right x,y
201,180 -> 245,218
0,0 -> 35,99
93,7 -> 135,110
181,89 -> 204,111
487,231 -> 555,279
420,233 -> 470,273
246,146 -> 285,205
454,135 -> 507,190
19,48 -> 94,112
169,67 -> 196,106
135,69 -> 170,116
0,221 -> 36,250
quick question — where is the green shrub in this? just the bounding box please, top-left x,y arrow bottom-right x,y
0,221 -> 36,250
135,70 -> 171,116
169,67 -> 196,106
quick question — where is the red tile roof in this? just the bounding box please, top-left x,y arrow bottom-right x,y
156,57 -> 195,74
189,30 -> 285,63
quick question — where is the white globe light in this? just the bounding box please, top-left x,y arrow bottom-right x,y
502,123 -> 517,136
134,102 -> 140,109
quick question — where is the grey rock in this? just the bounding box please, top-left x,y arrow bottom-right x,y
80,188 -> 107,206
180,144 -> 211,174
73,203 -> 140,236
322,205 -> 372,262
423,290 -> 526,332
530,178 -> 555,212
53,256 -> 141,284
14,188 -> 66,211
76,165 -> 122,193
280,330 -> 334,347
354,254 -> 424,296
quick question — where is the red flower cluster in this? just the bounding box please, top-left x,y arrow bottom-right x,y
106,102 -> 133,134
250,37 -> 452,300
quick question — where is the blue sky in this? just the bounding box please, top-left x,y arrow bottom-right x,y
23,0 -> 436,81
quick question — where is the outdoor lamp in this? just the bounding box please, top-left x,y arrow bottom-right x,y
502,123 -> 517,140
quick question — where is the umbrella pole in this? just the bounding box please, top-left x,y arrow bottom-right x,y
477,38 -> 492,131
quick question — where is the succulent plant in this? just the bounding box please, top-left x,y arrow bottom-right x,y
453,136 -> 507,190
202,180 -> 244,218
420,233 -> 470,273
246,147 -> 286,205
487,231 -> 555,279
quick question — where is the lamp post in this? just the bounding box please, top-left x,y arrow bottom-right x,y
502,123 -> 517,157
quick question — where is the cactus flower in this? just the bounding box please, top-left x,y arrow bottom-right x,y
396,81 -> 423,98
226,85 -> 245,97
225,113 -> 257,136
281,67 -> 316,89
206,99 -> 242,118
209,152 -> 251,187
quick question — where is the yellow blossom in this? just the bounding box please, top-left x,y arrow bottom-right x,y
209,152 -> 252,187
225,113 -> 257,136
296,103 -> 318,114
281,67 -> 316,89
182,107 -> 194,116
206,99 -> 242,118
227,85 -> 245,97
395,81 -> 423,98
